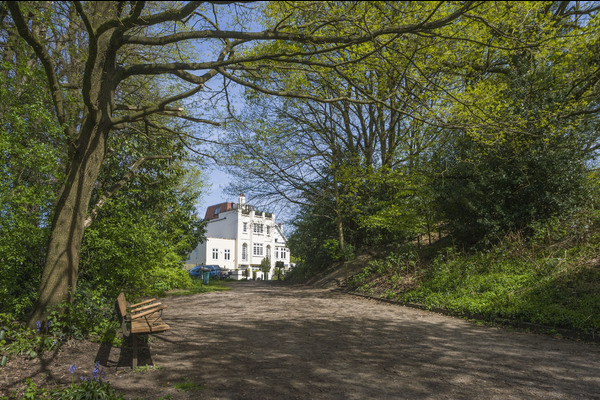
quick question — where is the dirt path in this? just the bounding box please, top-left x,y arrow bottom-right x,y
2,281 -> 600,399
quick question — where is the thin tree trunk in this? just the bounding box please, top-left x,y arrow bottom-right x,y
333,178 -> 347,284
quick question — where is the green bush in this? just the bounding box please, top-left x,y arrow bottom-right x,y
283,262 -> 315,283
147,267 -> 194,296
0,61 -> 64,321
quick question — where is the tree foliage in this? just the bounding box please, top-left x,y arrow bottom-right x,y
432,1 -> 600,244
433,133 -> 590,243
79,129 -> 205,300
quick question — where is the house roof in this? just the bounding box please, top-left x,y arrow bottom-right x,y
204,202 -> 234,221
275,222 -> 287,242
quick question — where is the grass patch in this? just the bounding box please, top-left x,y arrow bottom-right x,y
167,278 -> 231,297
172,378 -> 205,392
133,365 -> 162,373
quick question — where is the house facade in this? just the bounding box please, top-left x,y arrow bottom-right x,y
186,194 -> 291,279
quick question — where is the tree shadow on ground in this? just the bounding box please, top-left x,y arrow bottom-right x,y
109,282 -> 600,400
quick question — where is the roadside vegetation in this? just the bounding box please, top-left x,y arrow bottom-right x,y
347,218 -> 600,337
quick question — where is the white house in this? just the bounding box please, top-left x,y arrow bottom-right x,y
186,194 -> 291,280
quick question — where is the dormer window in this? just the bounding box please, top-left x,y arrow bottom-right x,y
214,207 -> 220,217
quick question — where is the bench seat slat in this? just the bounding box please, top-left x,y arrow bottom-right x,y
131,312 -> 170,333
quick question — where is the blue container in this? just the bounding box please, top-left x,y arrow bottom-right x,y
203,271 -> 210,285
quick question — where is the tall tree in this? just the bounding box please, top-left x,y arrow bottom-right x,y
219,2 -> 481,253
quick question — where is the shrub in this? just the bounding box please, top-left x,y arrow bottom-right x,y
46,288 -> 120,345
434,133 -> 590,246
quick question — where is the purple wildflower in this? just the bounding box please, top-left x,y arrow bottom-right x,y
35,320 -> 41,333
92,361 -> 105,382
69,364 -> 76,374
93,361 -> 100,379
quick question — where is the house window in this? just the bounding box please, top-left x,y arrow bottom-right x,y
253,243 -> 263,256
224,249 -> 231,260
212,248 -> 218,259
275,248 -> 279,259
242,243 -> 248,260
253,223 -> 263,234
214,207 -> 220,217
280,248 -> 287,259
266,226 -> 270,235
243,222 -> 248,233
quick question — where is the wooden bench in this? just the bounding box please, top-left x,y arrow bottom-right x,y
116,292 -> 170,368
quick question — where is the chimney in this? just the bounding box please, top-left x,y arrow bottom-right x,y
239,193 -> 246,206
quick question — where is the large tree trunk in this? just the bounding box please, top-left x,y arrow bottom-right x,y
28,122 -> 109,326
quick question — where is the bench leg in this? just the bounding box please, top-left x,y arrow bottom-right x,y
131,334 -> 138,369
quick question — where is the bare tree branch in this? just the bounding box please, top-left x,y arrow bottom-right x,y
97,0 -> 195,36
110,83 -> 206,125
122,1 -> 480,46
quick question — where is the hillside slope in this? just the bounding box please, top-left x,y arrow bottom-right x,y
305,253 -> 374,289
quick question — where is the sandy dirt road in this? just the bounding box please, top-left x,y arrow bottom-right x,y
2,281 -> 600,399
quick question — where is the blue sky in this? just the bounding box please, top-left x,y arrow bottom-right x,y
198,168 -> 232,212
